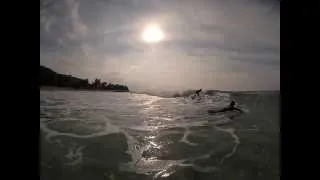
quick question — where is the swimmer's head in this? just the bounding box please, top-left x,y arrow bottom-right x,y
230,100 -> 235,107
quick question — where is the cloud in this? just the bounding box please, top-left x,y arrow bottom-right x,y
44,16 -> 55,32
40,0 -> 280,90
65,0 -> 87,40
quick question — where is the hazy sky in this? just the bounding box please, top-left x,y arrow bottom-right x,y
40,0 -> 280,91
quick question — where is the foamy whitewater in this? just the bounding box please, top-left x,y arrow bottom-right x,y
40,90 -> 280,180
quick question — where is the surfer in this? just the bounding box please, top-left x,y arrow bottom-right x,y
191,89 -> 202,99
195,89 -> 202,97
208,100 -> 243,113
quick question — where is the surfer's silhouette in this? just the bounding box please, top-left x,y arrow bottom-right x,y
208,100 -> 243,113
191,89 -> 202,100
195,89 -> 202,96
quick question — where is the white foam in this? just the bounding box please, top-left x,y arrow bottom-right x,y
122,131 -> 144,166
65,145 -> 86,166
180,128 -> 197,146
214,127 -> 240,164
120,130 -> 188,176
121,128 -> 219,175
120,157 -> 185,175
179,162 -> 218,173
152,164 -> 177,180
40,120 -> 120,142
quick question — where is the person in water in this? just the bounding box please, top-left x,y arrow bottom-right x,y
191,89 -> 202,99
209,100 -> 243,113
226,100 -> 242,112
195,89 -> 202,96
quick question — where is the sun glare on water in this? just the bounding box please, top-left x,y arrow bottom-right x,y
142,24 -> 164,43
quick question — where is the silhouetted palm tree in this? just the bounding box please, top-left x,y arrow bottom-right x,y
93,78 -> 101,89
102,82 -> 107,89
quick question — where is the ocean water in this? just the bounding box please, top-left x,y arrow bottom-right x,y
40,90 -> 280,180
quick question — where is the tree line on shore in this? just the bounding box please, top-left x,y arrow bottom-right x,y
40,65 -> 129,91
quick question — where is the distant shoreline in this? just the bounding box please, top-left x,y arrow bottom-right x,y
40,65 -> 129,92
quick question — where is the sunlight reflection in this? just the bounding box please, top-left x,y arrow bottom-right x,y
145,135 -> 156,140
133,95 -> 175,165
153,164 -> 177,179
160,172 -> 171,177
142,97 -> 161,106
150,141 -> 161,149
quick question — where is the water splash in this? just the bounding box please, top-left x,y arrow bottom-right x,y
214,127 -> 241,165
65,145 -> 86,166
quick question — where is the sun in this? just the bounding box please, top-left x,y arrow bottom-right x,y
141,24 -> 164,43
